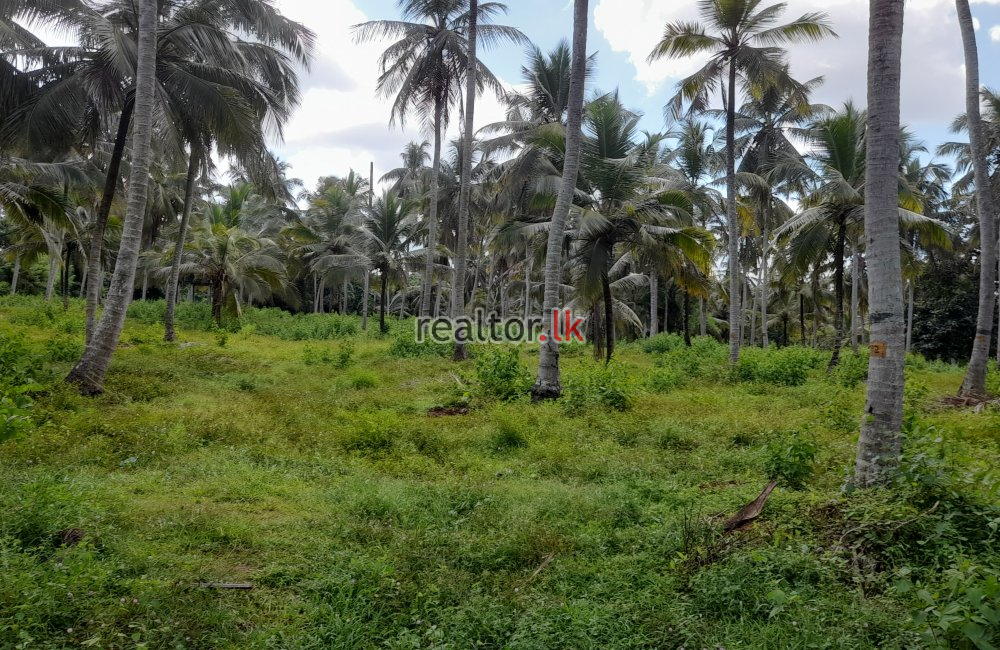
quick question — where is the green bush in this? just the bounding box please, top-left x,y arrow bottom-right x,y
732,346 -> 824,387
388,333 -> 451,359
648,363 -> 686,393
563,362 -> 638,414
475,346 -> 531,401
642,332 -> 685,355
488,412 -> 529,451
830,349 -> 869,388
44,335 -> 83,362
303,341 -> 354,368
0,334 -> 47,443
348,369 -> 378,390
764,431 -> 818,489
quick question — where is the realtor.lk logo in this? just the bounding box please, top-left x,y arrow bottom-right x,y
416,309 -> 586,345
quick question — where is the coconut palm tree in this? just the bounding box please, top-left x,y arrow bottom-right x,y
353,0 -> 525,318
66,0 -> 157,395
452,0 -> 478,361
854,0 -> 906,488
955,0 -> 998,399
361,192 -> 421,333
775,105 -> 949,370
570,94 -> 712,362
532,0 -> 589,400
647,0 -> 835,364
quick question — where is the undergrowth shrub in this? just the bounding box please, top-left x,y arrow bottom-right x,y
488,411 -> 529,451
563,362 -> 638,414
0,334 -> 48,443
475,347 -> 531,401
732,346 -> 825,386
896,561 -> 1000,649
239,308 -> 358,340
830,350 -> 869,388
388,333 -> 451,359
303,341 -> 354,368
348,369 -> 378,390
642,332 -> 685,355
764,431 -> 818,489
647,363 -> 686,393
44,334 -> 83,362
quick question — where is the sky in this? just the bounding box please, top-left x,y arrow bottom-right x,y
269,0 -> 1000,191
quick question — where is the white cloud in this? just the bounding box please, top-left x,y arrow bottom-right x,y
272,0 -> 510,192
973,16 -> 981,30
593,0 -> 969,131
991,25 -> 1000,41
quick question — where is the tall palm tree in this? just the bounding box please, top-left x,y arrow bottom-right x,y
854,0 -> 906,488
532,0 -> 589,400
647,0 -> 835,364
955,0 -> 998,399
172,185 -> 291,325
66,0 -> 157,395
452,0 -> 478,361
353,0 -> 525,318
570,93 -> 711,362
361,192 -> 421,333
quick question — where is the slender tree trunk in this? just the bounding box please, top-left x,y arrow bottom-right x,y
800,292 -> 806,346
78,264 -> 87,298
86,95 -> 135,344
452,0 -> 478,361
61,245 -> 70,311
957,0 -> 998,398
399,286 -> 406,319
851,242 -> 861,353
684,290 -> 691,347
663,281 -> 670,334
532,0 -> 588,399
829,215 -> 848,371
164,143 -> 201,342
761,223 -> 770,347
602,268 -> 614,364
750,279 -> 758,347
45,255 -> 57,302
434,279 -> 443,317
379,270 -> 388,333
649,271 -> 659,336
211,280 -> 223,326
726,58 -> 741,364
341,278 -> 348,316
140,269 -> 148,301
187,284 -> 193,302
905,279 -> 915,354
67,0 -> 156,395
699,296 -> 707,336
421,99 -> 445,317
855,0 -> 906,487
9,253 -> 20,295
740,278 -> 749,346
362,271 -> 370,331
524,251 -> 533,322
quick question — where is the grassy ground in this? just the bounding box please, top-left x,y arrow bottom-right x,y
1,296 -> 998,649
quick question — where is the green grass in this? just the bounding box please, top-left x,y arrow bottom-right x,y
1,296 -> 998,649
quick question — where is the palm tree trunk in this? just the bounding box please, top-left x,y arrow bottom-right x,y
434,279 -> 443,317
61,245 -> 70,311
854,0 -> 906,488
85,95 -> 136,344
532,0 -> 589,400
761,221 -> 770,347
362,270 -> 370,331
452,0 -> 478,361
905,279 -> 915,354
67,0 -> 156,395
524,252 -> 533,322
9,253 -> 20,295
649,271 -> 659,336
800,292 -> 806,346
828,214 -> 847,371
164,142 -> 201,341
341,278 -> 348,316
140,269 -> 148,301
78,264 -> 87,298
421,98 -> 445,317
750,279 -> 758,347
399,286 -> 406,319
379,270 -> 388,333
211,280 -> 223,326
602,268 -> 614,364
684,290 -> 691,347
45,255 -> 57,302
851,242 -> 861,353
699,296 -> 707,336
740,278 -> 749,346
957,0 -> 998,398
726,58 -> 741,365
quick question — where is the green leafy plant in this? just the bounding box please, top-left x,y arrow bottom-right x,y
474,346 -> 531,401
764,431 -> 818,489
563,362 -> 638,415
